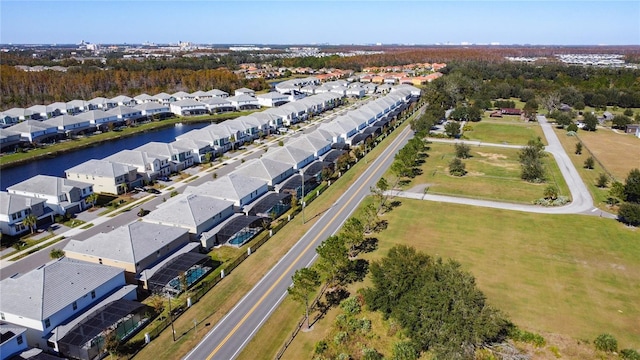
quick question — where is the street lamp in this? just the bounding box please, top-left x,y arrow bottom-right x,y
299,169 -> 305,224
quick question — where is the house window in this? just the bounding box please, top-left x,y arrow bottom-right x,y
72,301 -> 77,310
0,312 -> 4,320
91,290 -> 96,299
45,318 -> 51,328
16,335 -> 23,345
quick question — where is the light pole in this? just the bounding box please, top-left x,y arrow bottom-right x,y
167,293 -> 176,341
299,169 -> 305,224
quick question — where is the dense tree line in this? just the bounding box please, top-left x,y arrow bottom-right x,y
1,65 -> 270,108
617,168 -> 640,226
363,245 -> 511,359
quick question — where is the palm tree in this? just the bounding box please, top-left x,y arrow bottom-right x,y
23,214 -> 37,234
87,193 -> 99,208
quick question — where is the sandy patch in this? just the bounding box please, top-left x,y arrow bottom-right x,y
476,151 -> 508,160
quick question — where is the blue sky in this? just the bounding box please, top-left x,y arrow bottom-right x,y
1,1 -> 638,45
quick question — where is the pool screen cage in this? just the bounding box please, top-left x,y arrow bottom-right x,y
147,252 -> 212,297
247,192 -> 291,219
216,215 -> 268,247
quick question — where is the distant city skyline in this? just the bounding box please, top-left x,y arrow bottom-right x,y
1,1 -> 638,46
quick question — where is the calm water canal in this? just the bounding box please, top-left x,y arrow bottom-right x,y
0,122 -> 210,191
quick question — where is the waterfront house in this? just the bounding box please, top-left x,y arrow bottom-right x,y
7,175 -> 94,216
106,105 -> 143,123
227,94 -> 260,111
0,128 -> 22,151
6,120 -> 58,144
169,99 -> 208,116
257,92 -> 289,107
74,110 -> 118,130
135,141 -> 194,173
0,191 -> 52,236
104,149 -> 170,182
43,114 -> 93,135
65,159 -> 141,195
171,138 -> 214,164
200,97 -> 235,113
134,102 -> 172,117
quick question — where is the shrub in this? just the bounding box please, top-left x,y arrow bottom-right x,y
314,340 -> 328,354
449,158 -> 467,176
621,349 -> 640,360
594,333 -> 617,352
623,109 -> 634,117
170,190 -> 179,197
340,297 -> 361,315
333,331 -> 348,345
584,156 -> 595,169
509,327 -> 546,347
567,123 -> 578,132
575,142 -> 583,155
596,173 -> 609,188
618,202 -> 640,226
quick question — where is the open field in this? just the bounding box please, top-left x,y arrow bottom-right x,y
265,200 -> 639,360
552,128 -> 616,210
574,128 -> 640,181
463,120 -> 546,146
403,142 -> 569,204
130,119 -> 414,360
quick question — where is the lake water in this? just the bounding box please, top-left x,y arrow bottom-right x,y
0,122 -> 210,191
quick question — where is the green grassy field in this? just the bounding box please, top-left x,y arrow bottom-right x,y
266,200 -> 640,360
463,120 -> 547,146
403,142 -> 569,203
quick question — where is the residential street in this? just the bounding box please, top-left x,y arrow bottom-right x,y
183,126 -> 413,360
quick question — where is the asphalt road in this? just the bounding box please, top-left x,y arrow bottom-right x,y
0,101 -> 368,280
183,126 -> 413,360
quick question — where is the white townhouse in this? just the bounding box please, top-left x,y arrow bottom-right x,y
171,91 -> 194,101
47,102 -> 76,115
65,159 -> 141,195
262,145 -> 315,170
263,106 -> 296,126
169,99 -> 208,116
184,173 -> 268,208
142,194 -> 235,237
346,86 -> 365,98
134,93 -> 155,104
7,175 -> 94,216
88,97 -> 118,110
42,114 -> 93,135
106,105 -> 143,122
110,95 -> 137,107
190,90 -> 210,101
175,128 -> 226,156
234,87 -> 255,97
222,118 -> 255,143
134,102 -> 171,117
227,94 -> 260,111
232,115 -> 269,138
152,92 -> 176,105
171,137 -> 214,164
0,192 -> 51,236
65,100 -> 91,114
286,133 -> 332,159
74,110 -> 118,130
247,111 -> 283,132
257,92 -> 289,107
104,149 -> 170,182
205,89 -> 229,98
27,104 -> 62,120
1,108 -> 36,123
135,141 -> 194,173
317,121 -> 353,144
232,158 -> 294,187
6,120 -> 58,144
0,129 -> 22,151
0,258 -> 135,352
200,97 -> 235,113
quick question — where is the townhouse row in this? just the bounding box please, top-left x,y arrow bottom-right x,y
0,85 -> 421,360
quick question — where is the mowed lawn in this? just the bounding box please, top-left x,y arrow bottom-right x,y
405,142 -> 569,203
372,200 -> 640,349
575,129 -> 640,181
463,119 -> 547,146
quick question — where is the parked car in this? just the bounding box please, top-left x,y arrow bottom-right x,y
157,176 -> 170,182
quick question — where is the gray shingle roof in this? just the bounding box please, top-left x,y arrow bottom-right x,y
232,158 -> 293,183
65,159 -> 136,178
143,194 -> 234,229
64,222 -> 188,265
0,191 -> 47,215
0,258 -> 124,320
184,174 -> 267,203
7,175 -> 91,197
